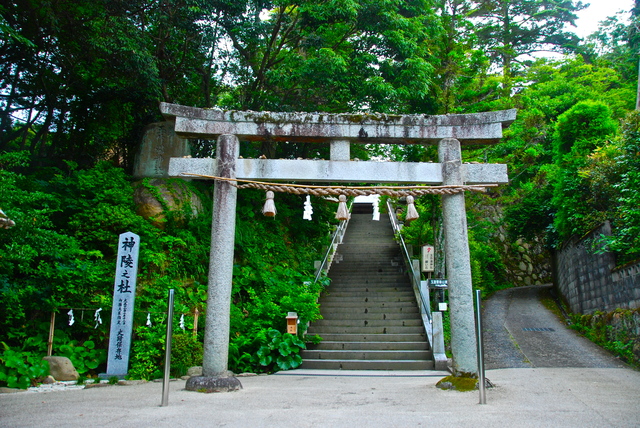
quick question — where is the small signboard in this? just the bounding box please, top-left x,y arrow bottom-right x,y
105,232 -> 140,378
421,245 -> 435,272
427,278 -> 448,289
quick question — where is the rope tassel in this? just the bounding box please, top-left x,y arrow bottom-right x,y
336,195 -> 349,221
262,191 -> 277,217
405,195 -> 419,224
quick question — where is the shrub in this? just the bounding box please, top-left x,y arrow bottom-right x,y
170,334 -> 203,377
0,343 -> 50,389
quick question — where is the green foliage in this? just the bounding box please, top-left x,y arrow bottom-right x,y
400,194 -> 508,294
554,101 -> 617,158
552,101 -> 618,241
0,343 -> 50,389
469,0 -> 586,90
128,325 -> 165,381
2,0 -> 640,382
228,334 -> 259,374
171,334 -> 203,377
255,329 -> 306,372
1,153 -> 333,378
468,231 -> 508,296
570,309 -> 640,367
57,340 -> 106,376
568,112 -> 640,262
503,179 -> 555,244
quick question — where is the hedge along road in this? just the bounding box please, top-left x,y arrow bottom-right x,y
482,284 -> 627,369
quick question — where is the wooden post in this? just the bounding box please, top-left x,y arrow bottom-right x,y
192,308 -> 199,338
47,311 -> 55,357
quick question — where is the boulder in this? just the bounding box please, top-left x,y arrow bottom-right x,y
187,366 -> 203,377
133,179 -> 203,229
42,375 -> 56,384
43,356 -> 79,381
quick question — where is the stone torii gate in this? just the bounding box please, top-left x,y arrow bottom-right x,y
160,102 -> 515,391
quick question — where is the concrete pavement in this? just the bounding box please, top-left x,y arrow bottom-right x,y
2,367 -> 640,427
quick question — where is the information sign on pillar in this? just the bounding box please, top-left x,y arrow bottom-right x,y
105,232 -> 140,378
421,245 -> 435,273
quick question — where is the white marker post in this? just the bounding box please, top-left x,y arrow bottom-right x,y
104,232 -> 140,379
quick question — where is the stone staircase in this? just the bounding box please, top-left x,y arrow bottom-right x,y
302,203 -> 433,370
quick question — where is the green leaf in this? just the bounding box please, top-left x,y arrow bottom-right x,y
277,341 -> 292,357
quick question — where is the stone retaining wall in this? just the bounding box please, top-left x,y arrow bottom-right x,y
555,221 -> 640,314
481,203 -> 552,286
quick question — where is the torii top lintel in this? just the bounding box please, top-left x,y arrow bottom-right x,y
160,103 -> 516,145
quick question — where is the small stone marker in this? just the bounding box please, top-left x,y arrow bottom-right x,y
104,232 -> 140,378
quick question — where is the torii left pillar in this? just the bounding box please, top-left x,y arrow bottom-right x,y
185,134 -> 242,392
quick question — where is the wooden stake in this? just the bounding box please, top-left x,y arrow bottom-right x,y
47,311 -> 55,356
193,308 -> 199,338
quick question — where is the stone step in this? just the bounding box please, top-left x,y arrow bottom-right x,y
307,325 -> 425,335
311,318 -> 423,328
300,359 -> 434,370
326,284 -> 411,290
321,291 -> 415,299
318,296 -> 417,304
323,306 -> 420,320
330,263 -> 404,268
339,247 -> 395,251
306,333 -> 427,342
319,314 -> 421,322
318,300 -> 418,309
323,284 -> 412,290
304,213 -> 432,371
327,281 -> 411,288
300,349 -> 433,361
326,279 -> 410,285
309,341 -> 429,351
328,273 -> 408,279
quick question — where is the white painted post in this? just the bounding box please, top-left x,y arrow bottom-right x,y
439,138 -> 478,376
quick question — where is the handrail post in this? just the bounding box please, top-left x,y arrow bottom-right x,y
161,289 -> 175,407
475,289 -> 486,404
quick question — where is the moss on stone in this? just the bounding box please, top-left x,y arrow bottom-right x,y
436,375 -> 478,392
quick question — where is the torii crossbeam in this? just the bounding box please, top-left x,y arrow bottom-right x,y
160,102 -> 515,390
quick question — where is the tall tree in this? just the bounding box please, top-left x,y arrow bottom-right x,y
208,0 -> 442,114
0,0 -> 215,169
469,0 -> 586,94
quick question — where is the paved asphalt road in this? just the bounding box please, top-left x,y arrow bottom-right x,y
1,284 -> 638,427
482,284 -> 627,369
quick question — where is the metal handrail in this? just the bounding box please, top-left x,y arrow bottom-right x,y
386,199 -> 432,337
314,215 -> 350,284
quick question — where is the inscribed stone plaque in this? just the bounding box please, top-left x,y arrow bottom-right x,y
105,232 -> 140,376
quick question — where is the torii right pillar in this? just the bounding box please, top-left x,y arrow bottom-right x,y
439,137 -> 477,376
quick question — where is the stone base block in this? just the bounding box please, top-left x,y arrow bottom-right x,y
185,375 -> 242,393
